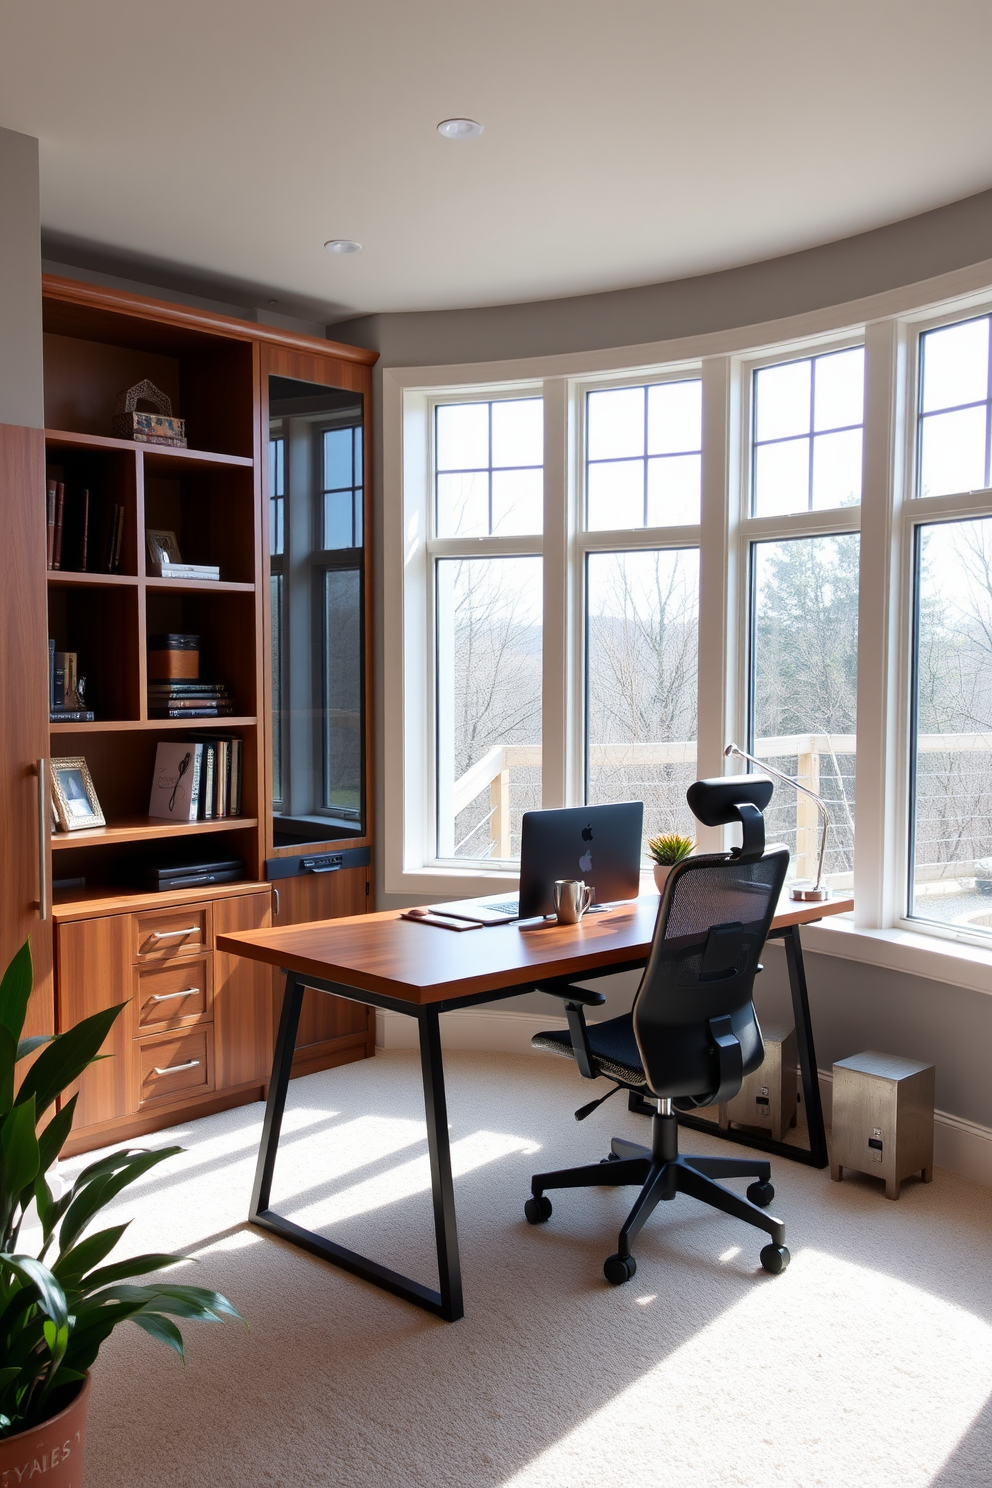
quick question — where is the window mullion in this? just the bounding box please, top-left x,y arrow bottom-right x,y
542,376 -> 570,808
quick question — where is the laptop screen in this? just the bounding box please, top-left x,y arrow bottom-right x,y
518,802 -> 644,917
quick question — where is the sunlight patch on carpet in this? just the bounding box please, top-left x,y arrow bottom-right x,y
497,1248 -> 992,1488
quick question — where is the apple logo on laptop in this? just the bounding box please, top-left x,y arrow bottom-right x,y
582,824 -> 594,841
579,848 -> 593,873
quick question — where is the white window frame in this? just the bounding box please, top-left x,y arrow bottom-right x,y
381,253 -> 992,996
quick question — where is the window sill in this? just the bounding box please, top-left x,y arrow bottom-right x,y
798,916 -> 992,996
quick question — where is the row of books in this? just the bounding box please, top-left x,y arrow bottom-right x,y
46,483 -> 125,574
147,681 -> 234,719
148,739 -> 243,822
48,640 -> 94,722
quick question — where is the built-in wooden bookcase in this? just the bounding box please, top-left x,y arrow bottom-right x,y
23,275 -> 379,1151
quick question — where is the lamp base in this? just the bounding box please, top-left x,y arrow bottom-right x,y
789,884 -> 831,902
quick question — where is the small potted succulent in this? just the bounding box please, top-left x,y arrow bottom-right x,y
0,940 -> 242,1486
646,832 -> 695,892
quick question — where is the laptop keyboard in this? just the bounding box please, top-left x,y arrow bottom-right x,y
481,900 -> 519,915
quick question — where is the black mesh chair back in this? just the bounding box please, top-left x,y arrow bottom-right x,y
632,846 -> 789,1105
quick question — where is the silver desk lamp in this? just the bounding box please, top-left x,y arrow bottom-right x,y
724,742 -> 831,902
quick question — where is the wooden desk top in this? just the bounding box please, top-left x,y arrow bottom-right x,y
216,892 -> 853,1008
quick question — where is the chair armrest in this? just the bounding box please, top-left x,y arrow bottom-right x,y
563,1002 -> 596,1080
535,980 -> 607,1007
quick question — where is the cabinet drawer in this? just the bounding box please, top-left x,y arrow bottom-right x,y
132,905 -> 211,962
137,1027 -> 214,1107
133,958 -> 212,1035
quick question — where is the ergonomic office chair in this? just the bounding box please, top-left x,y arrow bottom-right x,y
525,776 -> 791,1284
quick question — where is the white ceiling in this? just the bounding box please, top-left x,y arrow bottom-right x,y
3,0 -> 992,318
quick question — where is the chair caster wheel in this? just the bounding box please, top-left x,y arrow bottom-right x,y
524,1195 -> 552,1224
747,1181 -> 775,1207
760,1243 -> 790,1275
604,1253 -> 636,1285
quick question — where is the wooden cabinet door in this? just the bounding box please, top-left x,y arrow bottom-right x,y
213,891 -> 273,1090
0,426 -> 53,1042
271,867 -> 372,1072
58,915 -> 131,1126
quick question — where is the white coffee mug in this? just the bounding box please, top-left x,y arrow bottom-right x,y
553,879 -> 593,924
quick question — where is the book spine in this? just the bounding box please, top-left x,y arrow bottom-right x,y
149,707 -> 230,718
48,639 -> 55,711
52,483 -> 65,570
80,489 -> 90,572
46,482 -> 56,569
215,740 -> 228,817
53,652 -> 65,709
202,744 -> 216,819
231,737 -> 242,815
187,742 -> 204,821
64,652 -> 77,709
112,504 -> 124,573
50,710 -> 95,723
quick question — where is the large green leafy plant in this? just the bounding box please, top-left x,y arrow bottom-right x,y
0,940 -> 242,1437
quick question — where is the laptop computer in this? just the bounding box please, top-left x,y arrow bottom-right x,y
429,801 -> 644,924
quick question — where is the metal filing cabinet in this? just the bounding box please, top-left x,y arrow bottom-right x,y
719,1024 -> 798,1142
830,1050 -> 935,1199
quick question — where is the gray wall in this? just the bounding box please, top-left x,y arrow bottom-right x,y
0,128 -> 43,428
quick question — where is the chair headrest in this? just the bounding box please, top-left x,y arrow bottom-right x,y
686,775 -> 774,826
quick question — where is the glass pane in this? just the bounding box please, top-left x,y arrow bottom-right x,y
921,317 -> 989,414
646,454 -> 701,525
323,427 -> 353,490
491,397 -> 543,467
919,406 -> 988,498
587,459 -> 644,530
324,569 -> 363,817
814,347 -> 864,431
751,534 -> 859,888
754,359 -> 811,442
647,380 -> 701,454
436,471 -> 489,538
586,549 -> 698,841
911,518 -> 992,935
436,402 -> 489,470
812,428 -> 862,509
436,557 -> 542,861
491,467 -> 543,535
324,489 -> 353,550
753,437 -> 810,517
268,373 -> 365,846
587,387 -> 645,460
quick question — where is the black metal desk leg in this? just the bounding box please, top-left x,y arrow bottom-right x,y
782,924 -> 828,1169
250,971 -> 305,1217
419,1006 -> 463,1322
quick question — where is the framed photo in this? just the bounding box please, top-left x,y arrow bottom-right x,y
146,529 -> 183,567
50,757 -> 105,832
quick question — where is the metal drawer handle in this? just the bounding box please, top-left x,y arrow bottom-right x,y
147,927 -> 200,942
152,1059 -> 201,1076
149,988 -> 200,1003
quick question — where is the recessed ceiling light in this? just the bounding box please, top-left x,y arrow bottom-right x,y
437,118 -> 483,140
324,239 -> 361,254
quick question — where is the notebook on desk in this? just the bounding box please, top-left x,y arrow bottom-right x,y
429,801 -> 644,924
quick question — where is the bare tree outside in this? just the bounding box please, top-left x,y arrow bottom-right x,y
587,549 -> 699,841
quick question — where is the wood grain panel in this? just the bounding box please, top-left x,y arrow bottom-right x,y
0,425 -> 54,1040
213,890 -> 273,1089
271,868 -> 372,1060
58,914 -> 130,1125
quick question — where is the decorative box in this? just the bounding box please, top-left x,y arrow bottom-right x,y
112,379 -> 186,447
148,633 -> 200,681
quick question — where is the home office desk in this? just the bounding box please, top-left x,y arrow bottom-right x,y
217,891 -> 851,1321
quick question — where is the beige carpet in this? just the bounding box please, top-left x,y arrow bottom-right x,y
45,1049 -> 992,1488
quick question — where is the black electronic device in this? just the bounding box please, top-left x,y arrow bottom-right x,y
137,857 -> 246,891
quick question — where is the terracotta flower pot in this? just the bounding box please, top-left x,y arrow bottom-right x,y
0,1373 -> 90,1488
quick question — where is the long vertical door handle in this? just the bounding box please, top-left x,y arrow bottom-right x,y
36,759 -> 49,922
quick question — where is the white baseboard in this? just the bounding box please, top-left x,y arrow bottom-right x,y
377,1010 -> 992,1188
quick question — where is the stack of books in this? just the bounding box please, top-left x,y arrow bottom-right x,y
148,740 -> 244,821
149,561 -> 221,581
147,681 -> 233,719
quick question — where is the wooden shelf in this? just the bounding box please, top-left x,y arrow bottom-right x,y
51,815 -> 258,849
50,717 -> 257,734
47,571 -> 138,588
144,577 -> 255,594
45,429 -> 253,470
52,878 -> 270,923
